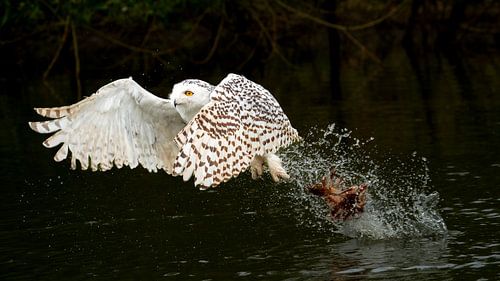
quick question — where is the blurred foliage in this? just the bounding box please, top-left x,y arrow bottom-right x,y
0,0 -> 499,80
2,0 -> 222,27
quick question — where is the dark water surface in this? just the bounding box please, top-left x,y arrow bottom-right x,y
1,49 -> 500,280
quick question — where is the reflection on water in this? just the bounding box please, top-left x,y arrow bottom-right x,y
1,46 -> 500,280
331,237 -> 451,277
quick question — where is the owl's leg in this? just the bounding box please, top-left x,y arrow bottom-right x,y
265,153 -> 290,182
250,155 -> 265,179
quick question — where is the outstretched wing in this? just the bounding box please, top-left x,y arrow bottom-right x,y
173,73 -> 300,188
29,78 -> 185,173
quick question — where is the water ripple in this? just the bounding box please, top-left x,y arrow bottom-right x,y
280,124 -> 447,239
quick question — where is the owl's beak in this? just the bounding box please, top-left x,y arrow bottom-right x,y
173,99 -> 178,107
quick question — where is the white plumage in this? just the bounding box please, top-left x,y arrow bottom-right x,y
29,73 -> 300,189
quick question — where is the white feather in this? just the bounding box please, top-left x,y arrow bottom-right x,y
173,73 -> 300,188
30,74 -> 300,189
30,78 -> 186,173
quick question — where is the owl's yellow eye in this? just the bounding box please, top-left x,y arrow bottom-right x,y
184,91 -> 194,96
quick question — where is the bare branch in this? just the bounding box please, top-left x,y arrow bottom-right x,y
247,5 -> 295,67
71,21 -> 82,99
43,16 -> 70,80
275,0 -> 399,64
83,9 -> 209,57
193,18 -> 224,64
340,30 -> 382,64
275,0 -> 409,32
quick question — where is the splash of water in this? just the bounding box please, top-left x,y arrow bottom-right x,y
280,124 -> 447,239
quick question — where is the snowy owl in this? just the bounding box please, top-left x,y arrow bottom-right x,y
29,73 -> 301,189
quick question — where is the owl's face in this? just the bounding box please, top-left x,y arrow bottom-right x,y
170,79 -> 214,122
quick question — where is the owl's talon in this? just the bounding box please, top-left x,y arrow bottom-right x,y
265,153 -> 289,183
28,74 -> 301,189
270,169 -> 290,182
251,166 -> 263,179
250,156 -> 265,179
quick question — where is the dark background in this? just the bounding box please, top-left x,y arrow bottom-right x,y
1,0 -> 499,97
1,1 -> 499,280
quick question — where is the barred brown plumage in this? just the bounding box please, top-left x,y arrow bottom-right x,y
29,73 -> 300,189
173,74 -> 301,188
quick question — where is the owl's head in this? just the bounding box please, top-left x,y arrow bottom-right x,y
170,79 -> 214,122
